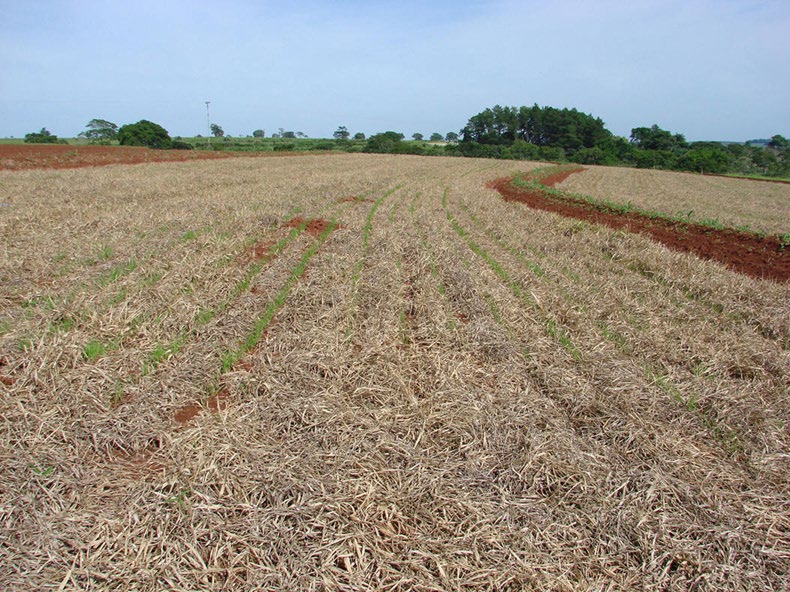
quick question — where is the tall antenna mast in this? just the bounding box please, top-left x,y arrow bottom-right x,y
205,101 -> 211,148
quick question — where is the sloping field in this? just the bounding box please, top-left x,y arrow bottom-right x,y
1,154 -> 788,590
556,165 -> 790,236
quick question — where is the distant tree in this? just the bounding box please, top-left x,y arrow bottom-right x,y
117,120 -> 172,149
768,134 -> 788,150
462,104 -> 610,151
334,126 -> 350,140
353,132 -> 365,140
679,145 -> 729,174
364,131 -> 405,153
629,125 -> 686,151
79,119 -> 118,144
572,146 -> 606,165
210,123 -> 224,138
412,133 -> 424,141
296,131 -> 308,138
282,131 -> 296,139
445,131 -> 459,143
429,132 -> 443,142
24,128 -> 59,144
252,129 -> 265,138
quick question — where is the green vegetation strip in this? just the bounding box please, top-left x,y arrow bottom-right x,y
221,219 -> 338,372
346,186 -> 402,338
515,165 -> 784,236
472,176 -> 748,453
442,188 -> 582,361
142,221 -> 309,376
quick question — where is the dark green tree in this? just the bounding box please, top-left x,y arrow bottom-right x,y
768,134 -> 788,150
462,104 -> 610,151
412,133 -> 424,141
429,133 -> 443,141
117,120 -> 172,149
445,131 -> 459,143
210,123 -> 224,138
679,145 -> 729,174
252,129 -> 265,138
334,126 -> 350,140
24,128 -> 59,144
629,125 -> 687,151
353,132 -> 366,140
364,131 -> 405,153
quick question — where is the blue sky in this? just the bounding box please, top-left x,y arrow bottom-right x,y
1,0 -> 788,141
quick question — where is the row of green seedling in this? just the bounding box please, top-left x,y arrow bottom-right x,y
442,188 -> 582,363
454,184 -> 746,454
345,186 -> 402,339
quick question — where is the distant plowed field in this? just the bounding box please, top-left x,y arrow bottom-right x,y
1,154 -> 788,590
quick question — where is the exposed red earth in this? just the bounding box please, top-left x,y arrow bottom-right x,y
0,144 -> 312,171
490,169 -> 790,282
282,217 -> 336,238
0,144 -> 238,170
174,388 -> 232,424
239,240 -> 277,266
337,195 -> 373,204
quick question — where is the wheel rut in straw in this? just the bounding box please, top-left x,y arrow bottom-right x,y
489,168 -> 790,282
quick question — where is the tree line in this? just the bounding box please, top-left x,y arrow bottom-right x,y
23,109 -> 788,178
448,104 -> 789,177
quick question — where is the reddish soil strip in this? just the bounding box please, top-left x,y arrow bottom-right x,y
337,195 -> 373,204
0,144 -> 313,171
282,217 -> 337,238
538,167 -> 586,188
174,389 -> 231,424
489,172 -> 790,282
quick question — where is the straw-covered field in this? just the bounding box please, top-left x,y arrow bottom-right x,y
557,165 -> 790,235
1,153 -> 788,590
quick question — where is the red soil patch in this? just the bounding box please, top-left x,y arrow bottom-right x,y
239,239 -> 277,266
489,172 -> 790,282
174,389 -> 232,424
337,195 -> 373,204
282,217 -> 337,238
537,167 -> 586,188
0,356 -> 14,386
0,144 -> 317,171
0,144 -> 239,171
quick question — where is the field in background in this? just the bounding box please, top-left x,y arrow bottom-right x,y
1,154 -> 788,590
558,165 -> 790,235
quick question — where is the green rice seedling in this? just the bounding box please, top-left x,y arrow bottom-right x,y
83,340 -> 107,361
98,245 -> 114,260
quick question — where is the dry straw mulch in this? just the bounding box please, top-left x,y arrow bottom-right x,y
1,154 -> 788,590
